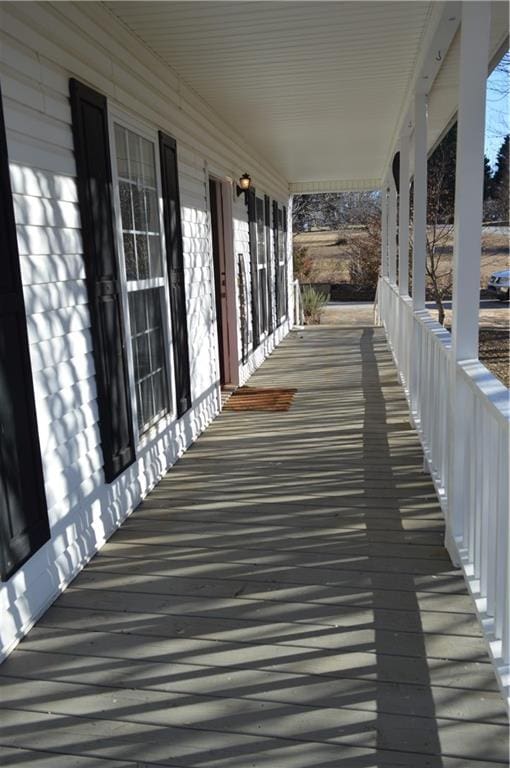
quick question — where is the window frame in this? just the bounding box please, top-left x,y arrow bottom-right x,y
255,194 -> 269,341
276,203 -> 288,324
108,107 -> 177,447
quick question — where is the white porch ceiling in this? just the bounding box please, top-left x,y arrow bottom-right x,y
105,1 -> 508,191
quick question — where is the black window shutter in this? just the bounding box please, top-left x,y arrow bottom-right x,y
158,131 -> 191,418
0,85 -> 50,580
248,186 -> 260,349
69,79 -> 135,482
272,200 -> 280,322
264,195 -> 273,334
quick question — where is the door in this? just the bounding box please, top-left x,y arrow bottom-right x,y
209,178 -> 237,386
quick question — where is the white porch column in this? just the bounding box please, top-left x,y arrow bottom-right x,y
448,1 -> 490,557
380,184 -> 388,277
399,133 -> 410,296
451,1 -> 490,361
412,91 -> 427,311
388,181 -> 398,284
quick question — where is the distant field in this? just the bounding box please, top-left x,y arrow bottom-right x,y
294,228 -> 510,287
297,227 -> 509,386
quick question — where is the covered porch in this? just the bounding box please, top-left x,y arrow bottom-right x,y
0,324 -> 507,766
0,0 -> 508,763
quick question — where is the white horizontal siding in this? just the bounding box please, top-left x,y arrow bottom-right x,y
20,253 -> 85,285
44,425 -> 101,479
23,280 -> 88,314
0,0 -> 291,664
39,399 -> 99,455
13,194 -> 81,228
26,305 -> 91,343
40,378 -> 98,421
9,164 -> 78,202
33,354 -> 96,399
17,225 -> 82,256
29,329 -> 93,372
44,447 -> 105,512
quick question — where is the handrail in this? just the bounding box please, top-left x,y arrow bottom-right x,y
457,359 -> 510,424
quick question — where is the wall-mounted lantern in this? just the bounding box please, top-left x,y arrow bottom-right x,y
236,173 -> 252,202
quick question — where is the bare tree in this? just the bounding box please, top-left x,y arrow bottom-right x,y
425,124 -> 457,325
292,191 -> 380,232
346,210 -> 381,293
486,51 -> 509,141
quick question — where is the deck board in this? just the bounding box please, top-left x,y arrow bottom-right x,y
0,327 -> 508,767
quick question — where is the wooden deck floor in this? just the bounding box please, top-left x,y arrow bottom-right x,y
0,327 -> 508,767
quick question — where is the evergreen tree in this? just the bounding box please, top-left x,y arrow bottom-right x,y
427,123 -> 457,224
483,156 -> 493,199
492,135 -> 509,221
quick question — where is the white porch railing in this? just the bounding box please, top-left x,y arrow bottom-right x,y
377,276 -> 510,704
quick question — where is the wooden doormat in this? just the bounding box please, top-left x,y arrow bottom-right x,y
224,386 -> 297,412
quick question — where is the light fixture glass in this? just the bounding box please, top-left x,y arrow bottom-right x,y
238,173 -> 251,191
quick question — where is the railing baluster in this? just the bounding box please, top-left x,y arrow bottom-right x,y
479,416 -> 491,601
474,400 -> 483,579
496,428 -> 509,661
468,389 -> 477,561
485,417 -> 497,617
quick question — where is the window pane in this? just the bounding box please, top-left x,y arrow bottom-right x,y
149,235 -> 162,277
132,186 -> 146,232
136,234 -> 149,279
128,131 -> 142,183
135,332 -> 150,381
146,290 -> 159,329
119,181 -> 133,231
123,233 -> 136,280
128,288 -> 170,434
141,138 -> 156,187
152,369 -> 166,416
149,328 -> 163,372
128,291 -> 144,334
138,378 -> 153,430
146,189 -> 159,233
115,125 -> 129,178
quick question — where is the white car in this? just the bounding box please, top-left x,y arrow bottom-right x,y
487,269 -> 510,301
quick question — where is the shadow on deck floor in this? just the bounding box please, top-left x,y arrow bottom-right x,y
0,327 -> 508,767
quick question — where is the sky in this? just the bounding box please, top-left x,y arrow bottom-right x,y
485,54 -> 509,172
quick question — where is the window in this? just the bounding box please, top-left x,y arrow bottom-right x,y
70,79 -> 135,481
113,123 -> 171,436
256,196 -> 269,338
273,202 -> 288,325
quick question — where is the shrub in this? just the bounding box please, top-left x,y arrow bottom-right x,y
346,216 -> 381,292
293,244 -> 314,282
301,284 -> 328,325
